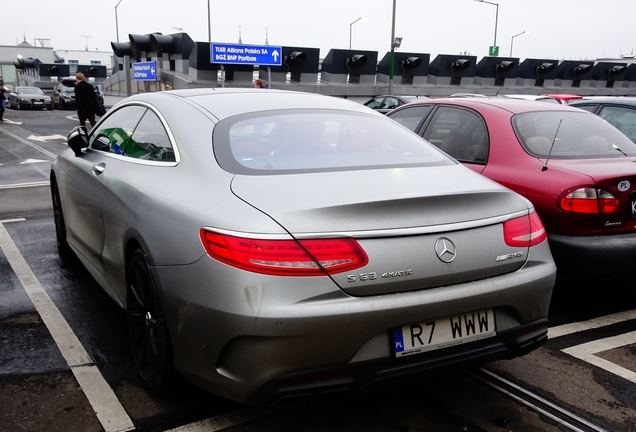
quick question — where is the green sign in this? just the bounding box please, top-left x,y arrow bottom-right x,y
489,46 -> 499,56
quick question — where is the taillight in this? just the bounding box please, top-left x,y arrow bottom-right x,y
503,212 -> 547,247
559,187 -> 619,214
199,230 -> 369,276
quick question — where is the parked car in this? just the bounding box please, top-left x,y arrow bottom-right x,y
569,97 -> 636,144
387,97 -> 636,281
52,78 -> 77,109
51,89 -> 555,407
364,94 -> 428,114
500,94 -> 562,104
541,93 -> 583,105
8,86 -> 52,110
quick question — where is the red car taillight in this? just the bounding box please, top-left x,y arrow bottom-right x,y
503,211 -> 547,247
559,188 -> 619,214
200,230 -> 369,276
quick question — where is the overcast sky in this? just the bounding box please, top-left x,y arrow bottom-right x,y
4,0 -> 635,61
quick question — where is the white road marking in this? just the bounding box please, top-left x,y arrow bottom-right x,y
563,331 -> 636,384
0,220 -> 135,432
20,158 -> 49,164
27,134 -> 66,142
1,119 -> 24,125
0,181 -> 50,189
165,408 -> 271,432
0,128 -> 57,158
549,309 -> 636,339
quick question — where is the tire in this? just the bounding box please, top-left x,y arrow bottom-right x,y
127,248 -> 177,393
51,179 -> 72,257
59,99 -> 65,110
16,101 -> 21,110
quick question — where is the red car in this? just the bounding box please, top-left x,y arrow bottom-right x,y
387,98 -> 636,280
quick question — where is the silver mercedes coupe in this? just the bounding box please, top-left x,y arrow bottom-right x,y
50,88 -> 555,407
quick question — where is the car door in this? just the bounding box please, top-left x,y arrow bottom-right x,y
64,106 -> 146,266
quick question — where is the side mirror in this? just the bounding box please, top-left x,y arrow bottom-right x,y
92,135 -> 111,152
67,126 -> 88,156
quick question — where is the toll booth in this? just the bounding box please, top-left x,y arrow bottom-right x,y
554,61 -> 594,88
259,46 -> 320,83
589,62 -> 628,88
129,33 -> 163,67
151,33 -> 194,74
623,63 -> 636,89
377,52 -> 429,85
38,64 -> 70,81
321,49 -> 378,84
428,54 -> 477,86
188,42 -> 220,81
77,65 -> 107,81
474,57 -> 518,87
515,59 -> 557,87
111,41 -> 140,73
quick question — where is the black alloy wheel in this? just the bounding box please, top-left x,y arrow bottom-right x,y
126,248 -> 176,392
51,179 -> 71,257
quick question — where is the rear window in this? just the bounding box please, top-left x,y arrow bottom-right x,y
213,110 -> 451,174
513,111 -> 636,158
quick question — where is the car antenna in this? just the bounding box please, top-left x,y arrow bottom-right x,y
542,119 -> 562,172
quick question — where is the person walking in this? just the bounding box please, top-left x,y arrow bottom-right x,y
74,72 -> 98,127
0,86 -> 7,123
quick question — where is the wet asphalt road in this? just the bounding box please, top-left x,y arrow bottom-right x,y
1,108 -> 636,431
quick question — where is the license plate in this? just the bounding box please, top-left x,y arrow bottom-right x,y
33,101 -> 43,105
393,309 -> 496,357
631,198 -> 636,219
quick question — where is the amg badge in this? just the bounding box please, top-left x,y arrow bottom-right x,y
496,251 -> 524,262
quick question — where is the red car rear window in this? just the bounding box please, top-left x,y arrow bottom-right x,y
512,111 -> 636,158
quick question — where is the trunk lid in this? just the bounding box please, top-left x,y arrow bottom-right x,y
231,165 -> 535,296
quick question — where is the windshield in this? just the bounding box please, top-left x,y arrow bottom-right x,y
59,84 -> 75,92
214,110 -> 451,175
19,87 -> 44,95
513,111 -> 636,158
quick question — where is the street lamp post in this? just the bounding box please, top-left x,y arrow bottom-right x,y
349,16 -> 366,50
388,0 -> 397,95
115,0 -> 123,43
474,0 -> 499,49
510,30 -> 528,57
207,0 -> 211,42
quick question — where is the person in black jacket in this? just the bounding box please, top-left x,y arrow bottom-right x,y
74,72 -> 98,127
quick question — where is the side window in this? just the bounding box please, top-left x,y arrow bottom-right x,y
423,107 -> 489,163
571,104 -> 597,113
384,97 -> 400,110
598,105 -> 636,143
89,106 -> 146,154
387,105 -> 433,132
127,110 -> 175,161
365,97 -> 384,109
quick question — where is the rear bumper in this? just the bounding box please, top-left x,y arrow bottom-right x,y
156,241 -> 555,405
247,319 -> 548,408
548,232 -> 636,279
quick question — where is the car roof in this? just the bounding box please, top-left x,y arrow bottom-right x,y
400,96 -> 580,114
570,97 -> 636,107
121,88 -> 378,120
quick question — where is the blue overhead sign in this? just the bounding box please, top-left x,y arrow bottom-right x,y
211,43 -> 282,66
132,61 -> 157,81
